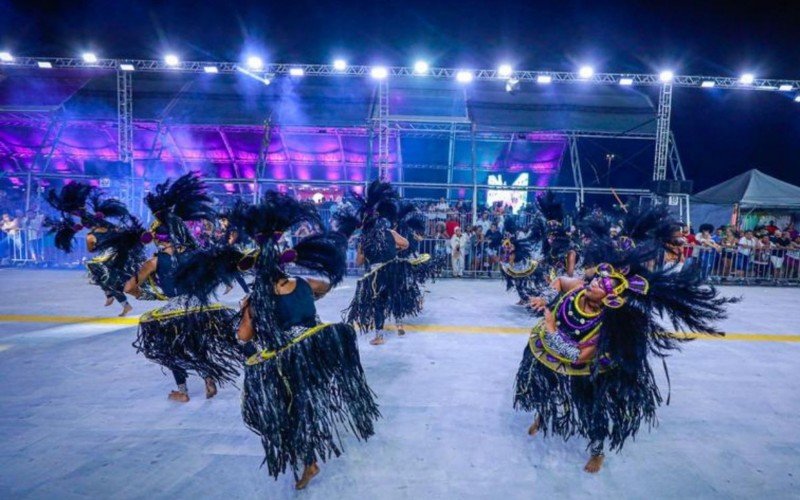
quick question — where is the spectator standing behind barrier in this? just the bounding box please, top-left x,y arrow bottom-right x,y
473,225 -> 485,274
476,212 -> 491,235
1,212 -> 20,262
770,230 -> 790,278
445,214 -> 459,238
450,226 -> 468,277
485,222 -> 502,276
736,230 -> 757,277
695,224 -> 721,280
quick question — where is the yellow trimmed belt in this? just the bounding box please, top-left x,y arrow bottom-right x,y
246,323 -> 331,366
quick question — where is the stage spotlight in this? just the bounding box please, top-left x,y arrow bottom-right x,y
414,60 -> 429,74
82,53 -> 98,63
203,66 -> 219,74
120,63 -> 135,71
37,61 -> 53,69
371,66 -> 388,79
659,70 -> 674,82
456,70 -> 473,83
779,84 -> 793,91
795,95 -> 800,103
505,78 -> 520,93
289,67 -> 304,76
333,59 -> 347,71
247,56 -> 264,70
701,81 -> 716,88
0,51 -> 12,62
578,66 -> 594,78
739,73 -> 755,84
498,64 -> 513,78
619,77 -> 634,86
536,74 -> 552,84
164,54 -> 180,66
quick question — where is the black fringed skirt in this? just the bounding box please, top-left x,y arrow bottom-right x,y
133,297 -> 243,384
242,322 -> 380,479
345,259 -> 424,333
513,322 -> 663,451
86,252 -> 128,296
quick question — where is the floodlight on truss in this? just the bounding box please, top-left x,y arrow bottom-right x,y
456,70 -> 473,83
578,66 -> 594,79
333,59 -> 347,71
701,81 -> 715,88
739,73 -> 755,85
164,54 -> 180,66
414,60 -> 429,74
371,66 -> 388,79
246,56 -> 264,70
82,53 -> 98,63
119,63 -> 135,71
37,61 -> 52,69
203,66 -> 219,74
536,74 -> 552,84
289,67 -> 304,76
778,84 -> 793,91
498,64 -> 513,78
659,70 -> 674,82
0,51 -> 12,62
620,77 -> 634,86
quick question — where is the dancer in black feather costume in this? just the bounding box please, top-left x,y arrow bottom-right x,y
396,200 -> 435,285
44,183 -> 143,316
123,173 -> 243,402
514,212 -> 739,473
176,193 -> 380,490
336,180 -> 423,345
499,215 -> 543,306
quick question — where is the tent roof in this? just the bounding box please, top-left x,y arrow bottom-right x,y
692,169 -> 800,209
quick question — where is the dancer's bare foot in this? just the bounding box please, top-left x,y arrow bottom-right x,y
104,297 -> 115,307
295,462 -> 319,490
205,378 -> 218,399
119,303 -> 133,317
168,391 -> 190,403
584,455 -> 604,473
528,418 -> 541,437
223,284 -> 233,295
397,328 -> 406,336
370,335 -> 386,346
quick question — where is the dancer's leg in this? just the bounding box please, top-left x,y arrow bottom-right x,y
168,368 -> 190,402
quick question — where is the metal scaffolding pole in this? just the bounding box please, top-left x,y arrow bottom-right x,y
116,70 -> 134,202
396,133 -> 404,196
471,124 -> 478,223
376,79 -> 390,180
254,119 -> 271,203
653,83 -> 673,181
446,126 -> 456,201
668,131 -> 686,180
568,134 -> 584,207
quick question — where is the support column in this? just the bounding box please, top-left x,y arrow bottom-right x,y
653,83 -> 673,182
117,70 -> 134,203
376,79 -> 389,181
446,126 -> 456,201
471,124 -> 478,223
568,134 -> 584,207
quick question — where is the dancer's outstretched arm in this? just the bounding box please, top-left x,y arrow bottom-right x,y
390,230 -> 409,250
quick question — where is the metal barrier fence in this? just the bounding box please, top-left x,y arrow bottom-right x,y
686,244 -> 800,285
4,230 -> 799,286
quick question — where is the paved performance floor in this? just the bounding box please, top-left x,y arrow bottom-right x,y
0,269 -> 798,499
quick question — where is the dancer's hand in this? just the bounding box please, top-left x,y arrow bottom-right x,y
529,297 -> 546,312
543,308 -> 557,333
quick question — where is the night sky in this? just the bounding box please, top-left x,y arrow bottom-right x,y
2,0 -> 799,191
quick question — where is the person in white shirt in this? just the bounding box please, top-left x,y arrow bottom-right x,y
736,230 -> 757,277
450,226 -> 469,277
476,212 -> 492,235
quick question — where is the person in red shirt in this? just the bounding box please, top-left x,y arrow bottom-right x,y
765,220 -> 778,235
445,214 -> 459,238
682,225 -> 696,260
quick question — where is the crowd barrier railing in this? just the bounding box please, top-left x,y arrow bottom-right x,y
4,230 -> 798,287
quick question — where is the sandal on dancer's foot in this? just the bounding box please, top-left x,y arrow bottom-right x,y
168,390 -> 190,403
584,455 -> 604,473
119,303 -> 133,317
104,297 -> 115,307
369,335 -> 386,346
205,378 -> 218,399
295,463 -> 319,490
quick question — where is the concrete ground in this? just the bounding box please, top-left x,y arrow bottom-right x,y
0,269 -> 798,499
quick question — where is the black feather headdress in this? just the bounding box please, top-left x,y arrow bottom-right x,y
142,173 -> 215,249
536,191 -> 564,224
